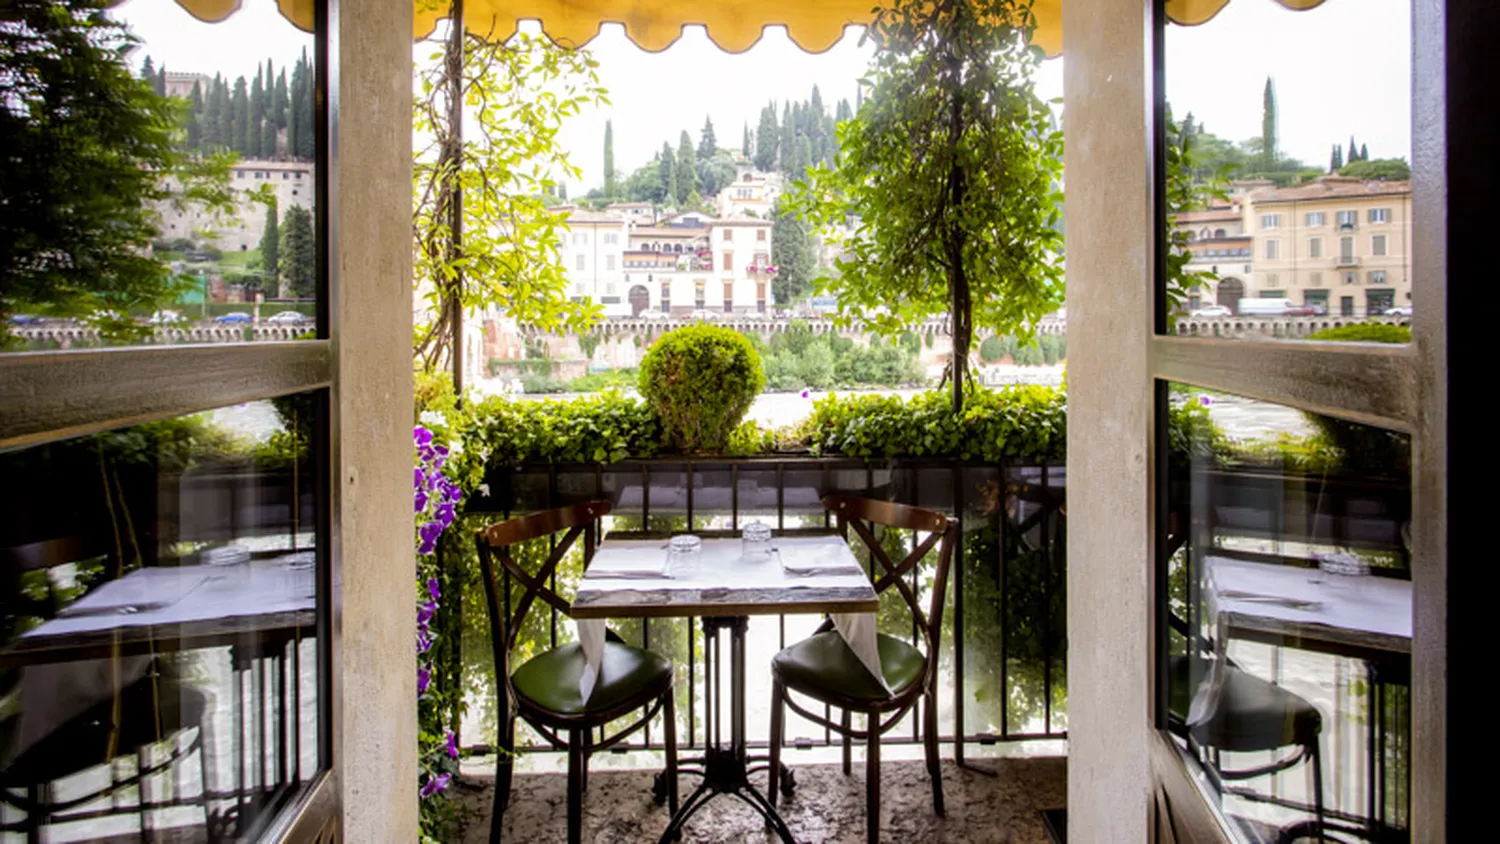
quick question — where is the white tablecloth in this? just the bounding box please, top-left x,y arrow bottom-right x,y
575,535 -> 886,704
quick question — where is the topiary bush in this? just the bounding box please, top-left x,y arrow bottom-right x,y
638,325 -> 765,452
979,335 -> 1006,363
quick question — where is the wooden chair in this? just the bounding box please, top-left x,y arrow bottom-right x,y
767,495 -> 958,844
0,537 -> 213,843
475,501 -> 678,844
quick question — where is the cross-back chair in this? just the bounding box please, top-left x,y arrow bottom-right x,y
475,500 -> 677,844
767,494 -> 958,844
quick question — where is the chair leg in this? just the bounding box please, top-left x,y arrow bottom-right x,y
842,709 -> 853,776
923,692 -> 945,817
1310,742 -> 1325,843
767,680 -> 784,811
866,713 -> 881,844
566,729 -> 586,844
489,714 -> 515,844
26,784 -> 44,844
663,688 -> 680,816
580,728 -> 593,794
139,747 -> 155,843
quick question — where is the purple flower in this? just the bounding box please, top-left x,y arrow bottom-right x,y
436,502 -> 456,527
418,521 -> 444,555
427,577 -> 441,602
800,389 -> 810,398
418,665 -> 431,696
414,489 -> 429,513
446,731 -> 459,759
415,426 -> 434,447
417,600 -> 437,626
420,773 -> 451,798
417,629 -> 435,653
414,467 -> 425,490
1199,395 -> 1214,407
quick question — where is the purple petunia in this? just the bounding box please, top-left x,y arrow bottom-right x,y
446,731 -> 459,759
415,426 -> 434,447
800,389 -> 810,398
427,577 -> 441,602
1199,395 -> 1214,407
417,629 -> 435,653
417,600 -> 437,626
420,773 -> 451,798
418,665 -> 431,696
414,488 -> 429,513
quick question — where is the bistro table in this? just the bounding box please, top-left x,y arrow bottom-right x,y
1201,555 -> 1412,835
572,533 -> 879,844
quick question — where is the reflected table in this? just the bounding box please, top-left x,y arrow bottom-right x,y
1203,556 -> 1412,837
573,533 -> 878,844
2,554 -> 317,836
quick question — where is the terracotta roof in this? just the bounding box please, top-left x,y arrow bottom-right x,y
709,218 -> 773,227
605,202 -> 654,210
565,209 -> 626,224
629,227 -> 705,238
1251,176 -> 1412,205
1172,207 -> 1241,223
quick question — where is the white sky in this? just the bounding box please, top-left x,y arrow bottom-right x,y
116,0 -> 1410,193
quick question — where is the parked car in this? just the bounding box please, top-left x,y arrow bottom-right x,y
215,312 -> 252,324
1283,305 -> 1319,316
148,309 -> 186,325
1384,305 -> 1413,317
266,310 -> 310,325
1236,298 -> 1299,317
7,314 -> 42,326
1190,305 -> 1231,318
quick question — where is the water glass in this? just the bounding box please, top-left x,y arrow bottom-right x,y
741,521 -> 773,563
668,534 -> 702,579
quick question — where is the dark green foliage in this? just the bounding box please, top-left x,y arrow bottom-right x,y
1339,158 -> 1410,181
675,131 -> 697,203
258,199 -> 280,287
639,326 -> 765,452
279,205 -> 315,297
757,323 -> 921,390
1330,143 -> 1343,172
743,123 -> 752,158
1306,323 -> 1410,344
979,335 -> 1006,363
698,116 -> 716,161
771,204 -> 817,303
802,386 -> 1067,463
1260,77 -> 1277,171
658,142 -> 676,206
603,120 -> 616,199
755,103 -> 779,171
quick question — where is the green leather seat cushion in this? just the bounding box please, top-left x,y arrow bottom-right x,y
771,631 -> 925,703
1169,655 -> 1321,752
511,640 -> 671,716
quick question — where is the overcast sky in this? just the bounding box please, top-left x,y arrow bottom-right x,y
117,0 -> 1409,193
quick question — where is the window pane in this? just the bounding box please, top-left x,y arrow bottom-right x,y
1160,384 -> 1411,841
3,1 -> 319,351
0,395 -> 324,838
1163,0 -> 1412,334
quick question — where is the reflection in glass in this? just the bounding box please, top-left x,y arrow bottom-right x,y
1162,0 -> 1412,337
0,395 -> 322,839
1162,384 -> 1410,841
2,0 -> 317,351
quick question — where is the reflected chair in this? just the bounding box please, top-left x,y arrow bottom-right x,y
475,501 -> 678,844
766,495 -> 958,844
0,537 -> 213,844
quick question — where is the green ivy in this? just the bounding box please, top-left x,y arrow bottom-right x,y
1306,322 -> 1411,344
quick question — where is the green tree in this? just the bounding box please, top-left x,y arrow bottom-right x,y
1330,143 -> 1343,172
412,22 -> 606,382
272,68 -> 289,130
1340,158 -> 1411,181
659,141 -> 677,205
1348,134 -> 1359,163
603,119 -> 617,199
140,54 -> 155,82
697,149 -> 737,197
698,116 -> 717,161
1360,143 -> 1368,161
771,203 -> 817,303
779,102 -> 794,172
1163,113 -> 1227,321
279,204 -> 315,297
0,0 -> 238,338
186,80 -> 204,150
249,67 -> 264,158
206,74 -> 227,149
675,130 -> 698,203
291,49 -> 314,160
231,76 -> 250,156
1260,76 -> 1277,172
259,198 -> 280,290
788,0 -> 1064,412
742,123 -> 753,159
754,104 -> 778,171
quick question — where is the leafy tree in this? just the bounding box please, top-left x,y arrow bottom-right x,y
259,198 -> 280,289
0,0 -> 238,338
697,149 -> 737,197
1348,134 -> 1359,163
272,68 -> 289,131
788,0 -> 1064,412
231,77 -> 250,156
658,142 -> 677,206
685,189 -> 706,213
623,159 -> 665,203
279,204 -> 315,297
603,119 -> 617,199
1340,158 -> 1411,181
412,22 -> 606,382
743,123 -> 752,158
1360,143 -> 1368,161
1163,113 -> 1226,322
249,67 -> 264,157
771,203 -> 817,303
1330,143 -> 1343,172
186,81 -> 204,150
755,103 -> 778,171
675,131 -> 697,203
698,116 -> 717,161
207,74 -> 228,150
140,54 -> 155,81
1260,77 -> 1277,171
289,49 -> 314,160
779,102 -> 794,171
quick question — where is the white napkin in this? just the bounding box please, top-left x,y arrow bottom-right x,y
576,618 -> 607,704
586,544 -> 669,579
831,612 -> 890,694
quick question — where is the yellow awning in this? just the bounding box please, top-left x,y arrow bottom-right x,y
160,0 -> 1326,58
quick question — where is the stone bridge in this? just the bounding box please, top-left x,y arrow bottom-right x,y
1173,315 -> 1410,339
10,324 -> 311,349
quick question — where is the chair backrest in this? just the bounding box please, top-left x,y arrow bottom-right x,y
822,494 -> 958,691
474,501 -> 612,683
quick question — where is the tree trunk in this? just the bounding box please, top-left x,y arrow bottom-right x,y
950,264 -> 971,414
444,0 -> 465,402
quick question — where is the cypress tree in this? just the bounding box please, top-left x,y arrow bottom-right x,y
743,123 -> 752,158
1331,144 -> 1343,172
211,75 -> 230,150
259,199 -> 280,292
676,130 -> 698,203
698,116 -> 717,161
780,102 -> 794,172
140,55 -> 155,81
1260,76 -> 1277,170
754,104 -> 778,171
155,66 -> 167,97
659,142 -> 677,206
293,51 -> 315,160
273,69 -> 289,129
603,120 -> 617,200
1348,135 -> 1359,163
231,76 -> 250,156
280,205 -> 315,297
1360,143 -> 1368,162
187,81 -> 204,151
249,68 -> 264,157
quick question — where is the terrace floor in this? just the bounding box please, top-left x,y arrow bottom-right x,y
455,752 -> 1067,843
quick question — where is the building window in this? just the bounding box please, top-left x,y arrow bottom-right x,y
1369,207 -> 1391,223
236,171 -> 245,179
757,229 -> 767,242
1369,270 -> 1388,284
1264,239 -> 1279,260
576,254 -> 586,271
283,172 -> 291,180
1372,234 -> 1388,256
1243,264 -> 1252,273
1337,209 -> 1357,229
604,233 -> 618,245
1305,211 -> 1325,227
606,255 -> 616,271
722,251 -> 733,271
1214,228 -> 1226,238
1343,271 -> 1358,285
1260,214 -> 1280,229
1264,273 -> 1278,286
722,229 -> 733,241
1340,235 -> 1355,260
606,281 -> 617,295
573,233 -> 586,246
1307,237 -> 1322,259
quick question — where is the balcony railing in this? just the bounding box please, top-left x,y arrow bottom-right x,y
1337,255 -> 1360,267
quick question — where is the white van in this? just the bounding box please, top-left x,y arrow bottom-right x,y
1236,297 -> 1298,317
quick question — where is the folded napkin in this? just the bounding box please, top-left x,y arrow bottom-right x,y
56,570 -> 211,618
832,612 -> 891,694
576,618 -> 607,703
587,543 -> 669,579
777,537 -> 865,576
1216,589 -> 1324,611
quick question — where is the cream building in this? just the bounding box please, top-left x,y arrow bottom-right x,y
1246,176 -> 1412,316
1173,204 -> 1254,311
714,170 -> 780,219
155,159 -> 316,254
561,209 -> 632,316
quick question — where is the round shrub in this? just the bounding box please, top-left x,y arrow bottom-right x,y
638,325 -> 765,452
979,335 -> 1006,363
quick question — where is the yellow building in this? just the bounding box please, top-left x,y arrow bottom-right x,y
1173,204 -> 1253,312
1246,176 -> 1412,316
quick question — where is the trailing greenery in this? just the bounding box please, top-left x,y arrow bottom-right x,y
800,386 -> 1067,462
639,325 -> 764,452
1306,323 -> 1410,344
